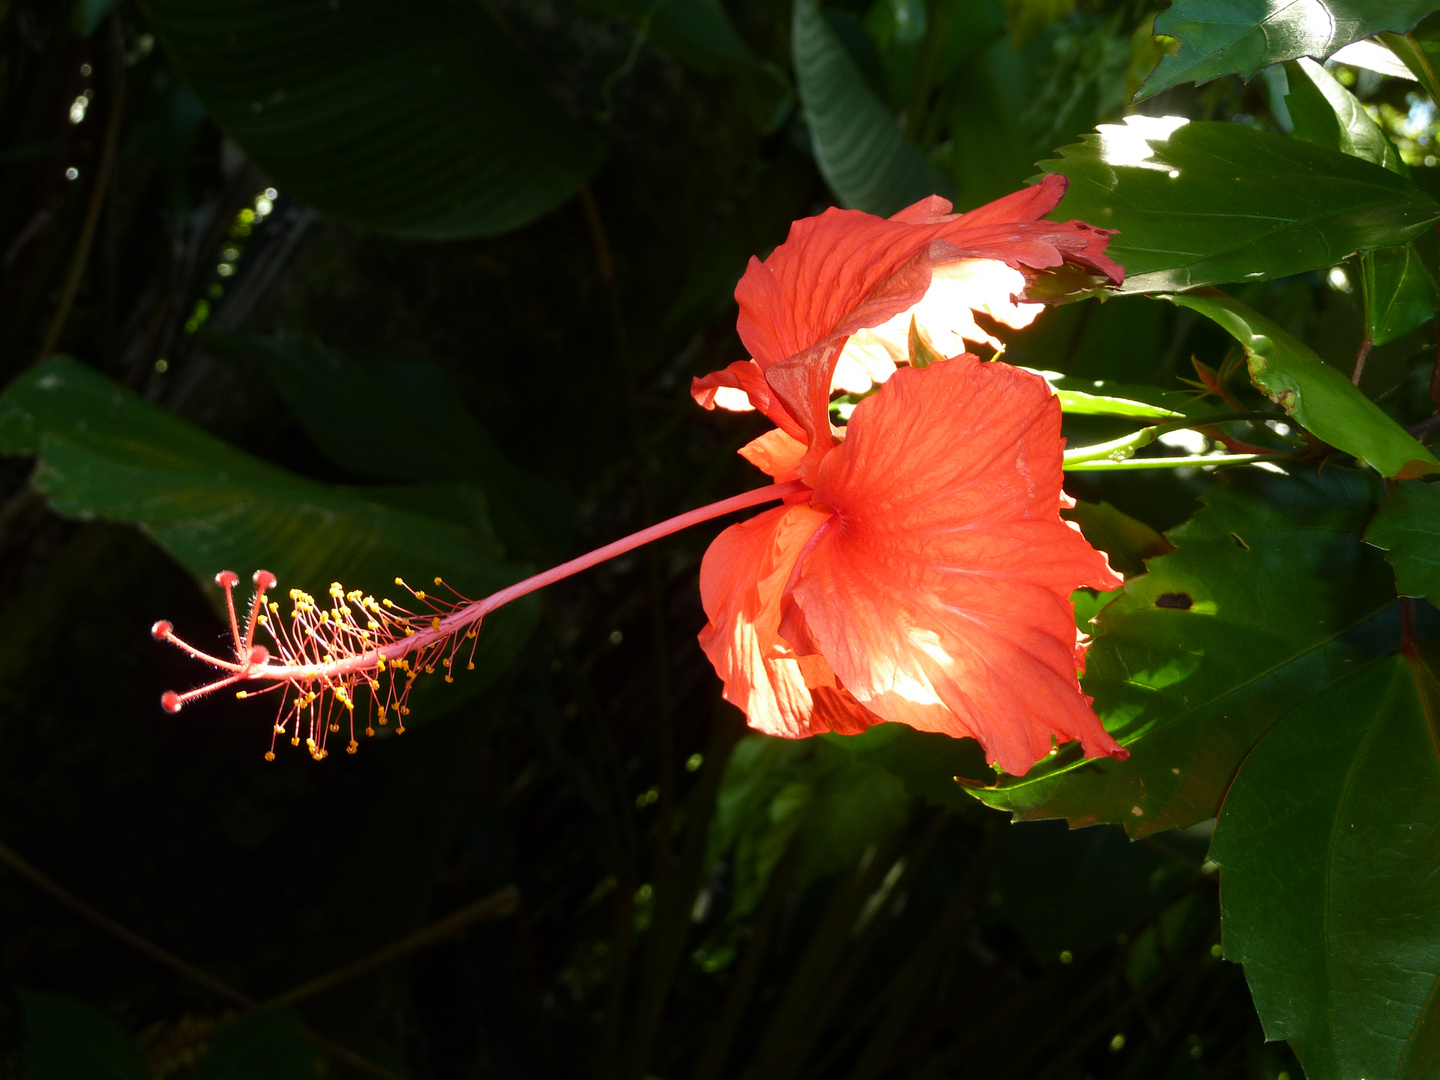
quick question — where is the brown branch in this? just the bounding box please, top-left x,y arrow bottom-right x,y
0,838 -> 412,1080
264,885 -> 519,1008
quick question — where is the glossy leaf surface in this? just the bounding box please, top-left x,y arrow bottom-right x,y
1211,651 -> 1440,1080
1366,478 -> 1440,605
1043,117 -> 1440,294
1166,291 -> 1440,478
140,0 -> 603,237
0,358 -> 535,684
1138,0 -> 1440,100
1285,57 -> 1407,174
972,467 -> 1396,837
1361,243 -> 1439,346
792,0 -> 950,215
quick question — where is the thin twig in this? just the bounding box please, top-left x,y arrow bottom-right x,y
1352,335 -> 1372,386
0,838 -> 408,1080
264,885 -> 519,1008
0,839 -> 250,1008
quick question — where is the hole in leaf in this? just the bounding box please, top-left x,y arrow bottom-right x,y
1155,592 -> 1193,610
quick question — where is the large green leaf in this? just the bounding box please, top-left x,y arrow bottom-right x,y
1210,651 -> 1440,1080
971,467 -> 1396,837
0,358 -> 535,686
1137,0 -> 1440,100
22,991 -> 149,1080
1285,57 -> 1407,174
1166,291 -> 1440,478
139,0 -> 603,238
1367,478 -> 1440,605
202,330 -> 573,560
792,0 -> 951,216
1043,117 -> 1440,294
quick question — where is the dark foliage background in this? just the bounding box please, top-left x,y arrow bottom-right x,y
9,0 -> 1435,1076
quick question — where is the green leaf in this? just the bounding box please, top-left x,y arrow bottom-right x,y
1210,651 -> 1440,1080
709,735 -> 911,916
138,0 -> 603,238
1022,368 -> 1188,418
1004,0 -> 1073,47
1285,57 -> 1408,175
1062,498 -> 1171,578
0,358 -> 535,685
195,1008 -> 314,1080
1166,291 -> 1440,478
1361,243 -> 1439,346
971,467 -> 1397,837
792,0 -> 952,216
1001,820 -> 1189,963
1043,117 -> 1440,295
1137,0 -> 1440,101
22,991 -> 149,1080
1366,478 -> 1440,605
823,722 -> 991,813
202,330 -> 573,559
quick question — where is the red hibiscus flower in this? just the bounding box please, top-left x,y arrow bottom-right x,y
691,175 -> 1128,776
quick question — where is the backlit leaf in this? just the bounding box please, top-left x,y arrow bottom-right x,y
1137,0 -> 1440,100
1043,116 -> 1440,294
1166,291 -> 1440,478
1285,57 -> 1407,174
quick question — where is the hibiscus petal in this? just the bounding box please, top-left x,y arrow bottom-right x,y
691,359 -> 807,441
789,355 -> 1125,776
698,503 -> 879,738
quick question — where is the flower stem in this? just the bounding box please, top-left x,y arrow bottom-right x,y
423,480 -> 808,643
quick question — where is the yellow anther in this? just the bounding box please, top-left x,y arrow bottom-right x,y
395,577 -> 405,586
401,706 -> 410,716
291,736 -> 301,746
367,620 -> 379,630
365,726 -> 375,737
347,741 -> 358,754
369,679 -> 379,690
269,601 -> 279,613
425,665 -> 435,674
431,617 -> 440,631
330,582 -> 344,598
347,590 -> 362,602
329,721 -> 340,732
236,690 -> 248,700
257,614 -> 268,625
396,724 -> 406,734
404,627 -> 415,637
376,657 -> 386,672
415,590 -> 426,600
379,716 -> 388,726
319,611 -> 330,624
274,724 -> 286,735
383,598 -> 394,608
306,737 -> 317,749
466,629 -> 477,639
467,661 -> 475,670
264,751 -> 276,762
445,675 -> 454,683
433,577 -> 443,586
